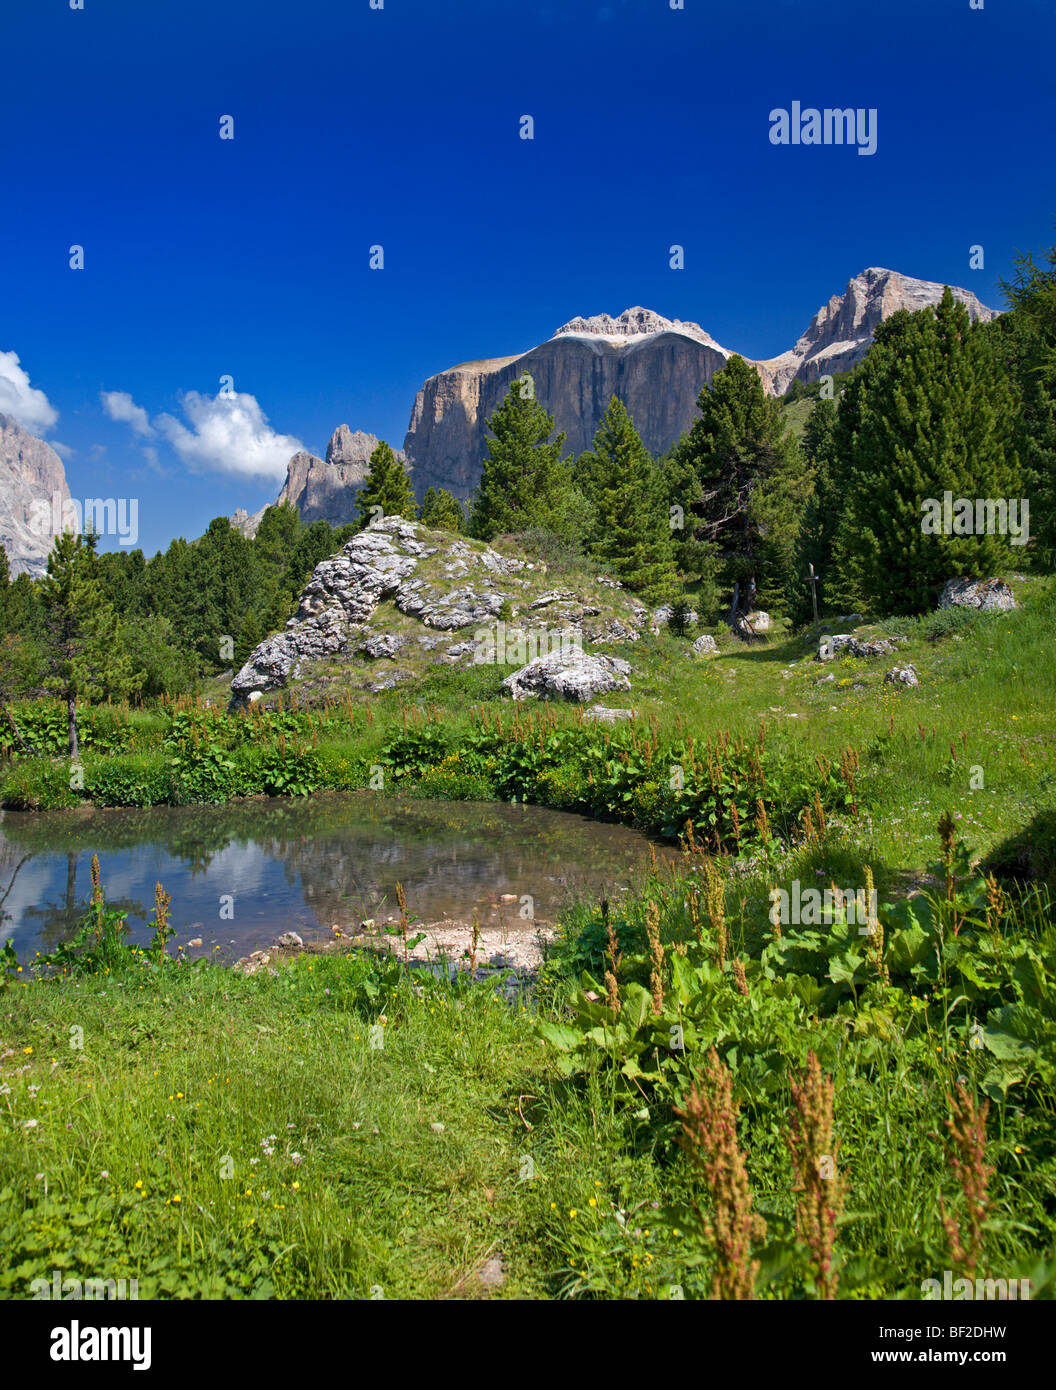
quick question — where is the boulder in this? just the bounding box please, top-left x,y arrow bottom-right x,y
817,634 -> 897,661
884,663 -> 919,687
651,603 -> 699,632
745,610 -> 770,632
502,650 -> 632,702
359,632 -> 406,659
939,577 -> 1016,612
584,705 -> 636,723
692,634 -> 718,655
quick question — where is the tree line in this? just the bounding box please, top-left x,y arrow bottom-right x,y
2,235 -> 1053,742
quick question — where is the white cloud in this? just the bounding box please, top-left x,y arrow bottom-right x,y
101,389 -> 154,437
155,391 -> 303,481
0,350 -> 58,434
51,441 -> 75,460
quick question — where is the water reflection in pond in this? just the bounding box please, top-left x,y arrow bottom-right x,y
0,794 -> 680,961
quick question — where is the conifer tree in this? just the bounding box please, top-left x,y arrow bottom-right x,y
575,397 -> 679,603
995,239 -> 1056,566
39,530 -> 128,758
420,486 -> 466,532
669,354 -> 805,618
832,290 -> 1023,614
469,375 -> 577,540
355,441 -> 418,528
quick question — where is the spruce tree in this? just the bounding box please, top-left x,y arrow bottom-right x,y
355,441 -> 418,528
669,354 -> 805,618
575,397 -> 679,603
832,290 -> 1023,614
469,376 -> 575,540
39,530 -> 128,758
996,239 -> 1056,566
420,486 -> 466,533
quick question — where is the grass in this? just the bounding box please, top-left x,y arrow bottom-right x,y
2,815 -> 1055,1300
1,574 -> 1055,1299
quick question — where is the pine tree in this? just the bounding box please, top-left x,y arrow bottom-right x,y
39,530 -> 128,758
420,486 -> 466,533
832,290 -> 1024,615
789,394 -> 839,622
669,355 -> 805,619
575,397 -> 679,603
355,441 -> 418,528
469,375 -> 575,540
996,238 -> 1056,566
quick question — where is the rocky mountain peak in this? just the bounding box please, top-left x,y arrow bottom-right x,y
554,307 -> 678,339
326,425 -> 389,469
0,411 -> 72,577
758,267 -> 999,393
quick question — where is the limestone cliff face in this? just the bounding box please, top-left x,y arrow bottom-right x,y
0,411 -> 72,577
757,267 -> 998,393
404,309 -> 732,499
401,272 -> 999,501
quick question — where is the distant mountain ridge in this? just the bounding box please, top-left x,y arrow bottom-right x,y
219,266 -> 997,532
401,268 -> 997,501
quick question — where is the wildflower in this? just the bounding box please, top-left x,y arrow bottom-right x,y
788,1051 -> 844,1299
941,1083 -> 992,1277
675,1048 -> 765,1300
645,900 -> 664,1015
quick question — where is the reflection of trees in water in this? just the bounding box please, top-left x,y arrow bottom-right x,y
15,849 -> 149,952
0,850 -> 33,938
2,794 -> 673,944
270,812 -> 663,927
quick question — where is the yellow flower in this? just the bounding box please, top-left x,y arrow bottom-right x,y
23,1046 -> 32,1054
588,1197 -> 597,1207
134,1180 -> 143,1190
291,1181 -> 301,1190
568,1209 -> 577,1219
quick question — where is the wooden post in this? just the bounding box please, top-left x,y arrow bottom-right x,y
808,564 -> 820,624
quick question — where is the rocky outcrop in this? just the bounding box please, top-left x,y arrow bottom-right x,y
229,516 -> 649,705
501,651 -> 632,703
939,577 -> 1016,612
402,271 -> 998,501
758,268 -> 997,394
0,412 -> 72,577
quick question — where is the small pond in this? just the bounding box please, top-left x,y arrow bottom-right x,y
0,794 -> 678,962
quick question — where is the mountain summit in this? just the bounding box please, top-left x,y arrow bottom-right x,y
400,267 -> 998,500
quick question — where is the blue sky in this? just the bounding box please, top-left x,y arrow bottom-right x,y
2,0 -> 1053,556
